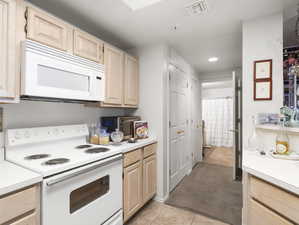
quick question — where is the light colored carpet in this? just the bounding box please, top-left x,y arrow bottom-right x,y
165,163 -> 242,225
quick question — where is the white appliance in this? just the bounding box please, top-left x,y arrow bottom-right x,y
6,124 -> 122,225
21,40 -> 105,102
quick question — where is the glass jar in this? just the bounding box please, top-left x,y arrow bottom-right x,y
111,129 -> 124,145
99,128 -> 110,145
89,124 -> 99,145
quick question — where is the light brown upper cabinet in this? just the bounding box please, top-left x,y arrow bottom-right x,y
26,7 -> 73,52
102,44 -> 124,106
124,54 -> 139,107
73,29 -> 104,63
0,0 -> 18,102
99,50 -> 139,108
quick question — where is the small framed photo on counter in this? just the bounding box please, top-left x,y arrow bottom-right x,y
254,59 -> 272,101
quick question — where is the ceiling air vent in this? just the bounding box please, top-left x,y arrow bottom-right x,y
185,0 -> 208,15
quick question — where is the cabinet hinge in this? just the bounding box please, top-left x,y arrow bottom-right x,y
169,121 -> 171,128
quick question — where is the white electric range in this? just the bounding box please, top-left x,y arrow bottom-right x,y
5,124 -> 123,225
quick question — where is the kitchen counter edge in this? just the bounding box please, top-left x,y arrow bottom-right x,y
242,150 -> 299,196
0,161 -> 42,197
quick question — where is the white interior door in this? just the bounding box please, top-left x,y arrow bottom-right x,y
169,66 -> 189,191
190,78 -> 203,166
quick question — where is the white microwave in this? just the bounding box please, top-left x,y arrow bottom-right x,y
21,40 -> 105,102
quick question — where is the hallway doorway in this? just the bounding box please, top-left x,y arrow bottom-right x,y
203,146 -> 234,167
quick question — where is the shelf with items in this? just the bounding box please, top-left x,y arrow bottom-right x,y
256,124 -> 299,134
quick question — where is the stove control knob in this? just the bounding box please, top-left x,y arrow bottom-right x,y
14,131 -> 21,140
53,128 -> 59,136
24,131 -> 30,138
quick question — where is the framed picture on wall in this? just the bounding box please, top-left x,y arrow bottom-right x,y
254,81 -> 272,100
254,59 -> 272,79
254,59 -> 273,101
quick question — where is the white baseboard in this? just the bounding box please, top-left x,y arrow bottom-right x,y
154,193 -> 169,203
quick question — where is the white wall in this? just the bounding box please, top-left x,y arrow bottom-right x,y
202,87 -> 233,99
128,44 -> 169,201
0,101 -> 124,160
242,13 -> 283,150
129,45 -> 201,201
199,70 -> 234,82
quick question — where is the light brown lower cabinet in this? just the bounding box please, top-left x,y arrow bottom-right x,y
243,173 -> 298,225
123,161 -> 143,221
248,199 -> 293,225
0,184 -> 40,225
143,155 -> 157,204
123,143 -> 157,222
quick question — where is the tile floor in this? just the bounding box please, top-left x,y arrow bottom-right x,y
126,201 -> 229,225
203,147 -> 234,167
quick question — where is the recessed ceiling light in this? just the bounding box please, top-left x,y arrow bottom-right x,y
122,0 -> 163,11
208,57 -> 219,62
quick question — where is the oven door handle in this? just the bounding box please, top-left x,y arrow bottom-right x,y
46,154 -> 123,187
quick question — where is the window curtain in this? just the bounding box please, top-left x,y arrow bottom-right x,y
202,98 -> 233,147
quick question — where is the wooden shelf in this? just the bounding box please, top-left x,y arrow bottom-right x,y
256,124 -> 299,133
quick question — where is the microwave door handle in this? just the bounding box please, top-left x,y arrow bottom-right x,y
46,154 -> 122,187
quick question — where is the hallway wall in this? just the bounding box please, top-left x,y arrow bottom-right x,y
242,12 -> 283,150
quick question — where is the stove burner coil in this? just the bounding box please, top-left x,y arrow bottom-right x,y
85,148 -> 110,154
24,154 -> 51,160
43,158 -> 70,165
75,145 -> 92,149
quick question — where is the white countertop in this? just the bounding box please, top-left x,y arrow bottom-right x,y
0,161 -> 42,196
243,150 -> 299,195
120,136 -> 157,153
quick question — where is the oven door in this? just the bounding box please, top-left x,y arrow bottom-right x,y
42,155 -> 122,225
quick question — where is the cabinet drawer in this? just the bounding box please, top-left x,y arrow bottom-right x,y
73,29 -> 103,63
124,149 -> 142,167
248,199 -> 294,225
10,213 -> 37,225
250,176 -> 299,222
0,186 -> 37,224
143,143 -> 157,158
26,7 -> 72,51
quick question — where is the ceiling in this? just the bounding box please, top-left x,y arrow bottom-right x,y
28,0 -> 298,74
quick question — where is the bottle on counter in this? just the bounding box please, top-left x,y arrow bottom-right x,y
276,116 -> 290,155
248,115 -> 260,151
89,124 -> 99,145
